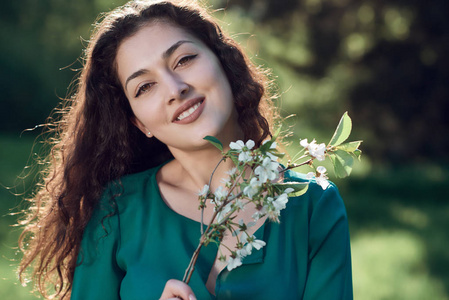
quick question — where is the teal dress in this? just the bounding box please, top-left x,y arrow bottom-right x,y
71,163 -> 353,299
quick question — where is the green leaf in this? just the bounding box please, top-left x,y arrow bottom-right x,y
239,182 -> 249,191
353,149 -> 362,161
204,136 -> 223,152
329,150 -> 354,178
329,112 -> 352,147
335,140 -> 362,153
270,151 -> 286,159
272,126 -> 282,140
273,182 -> 309,197
228,152 -> 242,168
259,140 -> 274,153
259,143 -> 285,159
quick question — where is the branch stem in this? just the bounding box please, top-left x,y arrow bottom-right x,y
201,157 -> 226,235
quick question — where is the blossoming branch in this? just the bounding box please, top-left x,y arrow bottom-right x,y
182,112 -> 362,284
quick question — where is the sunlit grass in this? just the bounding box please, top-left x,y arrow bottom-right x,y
352,230 -> 448,300
0,134 -> 40,299
0,229 -> 37,300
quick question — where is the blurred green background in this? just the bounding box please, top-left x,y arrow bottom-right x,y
1,0 -> 448,299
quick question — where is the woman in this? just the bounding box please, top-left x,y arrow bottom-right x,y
19,1 -> 353,299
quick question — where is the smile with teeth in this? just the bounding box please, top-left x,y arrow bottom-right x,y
176,101 -> 203,121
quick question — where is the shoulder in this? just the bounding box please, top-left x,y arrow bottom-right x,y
116,164 -> 163,192
92,163 -> 165,217
282,169 -> 350,252
101,162 -> 165,201
84,163 -> 165,236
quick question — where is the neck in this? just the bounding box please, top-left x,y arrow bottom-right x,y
167,143 -> 237,193
164,115 -> 245,193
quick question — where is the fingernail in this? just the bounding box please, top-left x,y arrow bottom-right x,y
189,295 -> 197,300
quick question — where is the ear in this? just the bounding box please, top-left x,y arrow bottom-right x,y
131,117 -> 153,138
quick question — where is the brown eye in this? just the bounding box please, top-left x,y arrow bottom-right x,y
135,82 -> 154,98
176,54 -> 198,68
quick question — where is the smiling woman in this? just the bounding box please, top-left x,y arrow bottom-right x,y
17,1 -> 353,300
117,22 -> 239,150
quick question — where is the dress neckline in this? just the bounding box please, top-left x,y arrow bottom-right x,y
148,162 -> 268,264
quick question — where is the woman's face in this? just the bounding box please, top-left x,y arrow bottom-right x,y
116,21 -> 241,152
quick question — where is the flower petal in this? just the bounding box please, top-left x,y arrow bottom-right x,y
300,139 -> 309,148
317,166 -> 327,174
230,140 -> 244,150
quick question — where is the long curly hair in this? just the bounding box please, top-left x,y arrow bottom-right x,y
18,0 -> 278,298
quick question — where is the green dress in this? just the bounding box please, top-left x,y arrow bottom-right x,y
71,163 -> 353,299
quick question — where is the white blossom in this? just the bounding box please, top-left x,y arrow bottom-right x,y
211,186 -> 227,207
306,172 -> 315,180
316,166 -> 326,174
221,177 -> 232,188
254,157 -> 279,183
300,139 -> 309,148
262,198 -> 280,222
262,140 -> 279,162
252,206 -> 267,221
226,167 -> 238,176
216,203 -> 232,223
284,187 -> 294,194
246,221 -> 256,228
198,184 -> 209,196
232,219 -> 255,237
241,232 -> 266,255
236,248 -> 250,258
266,152 -> 279,162
253,193 -> 289,224
243,177 -> 262,199
229,140 -> 255,163
272,193 -> 289,211
229,140 -> 245,150
266,206 -> 281,222
300,139 -> 326,161
232,219 -> 245,237
227,255 -> 243,271
306,167 -> 330,190
231,198 -> 245,211
316,177 -> 329,190
316,166 -> 330,190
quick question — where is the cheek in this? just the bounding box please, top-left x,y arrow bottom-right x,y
199,63 -> 234,105
128,99 -> 161,126
194,55 -> 230,89
210,65 -> 229,89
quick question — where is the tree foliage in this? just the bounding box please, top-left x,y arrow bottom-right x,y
218,0 -> 449,164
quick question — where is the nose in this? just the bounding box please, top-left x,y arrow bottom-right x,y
165,73 -> 189,104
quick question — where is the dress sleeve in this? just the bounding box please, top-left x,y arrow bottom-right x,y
302,183 -> 353,300
70,201 -> 124,300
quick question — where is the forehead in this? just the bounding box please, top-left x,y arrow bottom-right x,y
124,21 -> 196,49
116,22 -> 203,79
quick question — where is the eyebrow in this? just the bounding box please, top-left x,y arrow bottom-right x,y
124,40 -> 194,91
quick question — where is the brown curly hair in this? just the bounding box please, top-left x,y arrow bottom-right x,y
18,0 -> 278,298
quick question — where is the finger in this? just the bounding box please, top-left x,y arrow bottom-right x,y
159,279 -> 196,300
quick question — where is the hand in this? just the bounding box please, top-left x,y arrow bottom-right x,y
159,279 -> 197,300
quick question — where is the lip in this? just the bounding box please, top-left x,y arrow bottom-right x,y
172,97 -> 205,124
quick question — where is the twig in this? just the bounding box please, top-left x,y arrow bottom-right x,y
280,158 -> 313,173
201,157 -> 226,235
